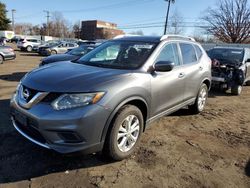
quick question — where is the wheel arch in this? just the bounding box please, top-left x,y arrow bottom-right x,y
202,77 -> 211,90
100,96 -> 149,143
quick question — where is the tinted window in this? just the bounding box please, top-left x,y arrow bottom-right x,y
27,39 -> 38,43
68,43 -> 75,47
208,48 -> 244,63
180,43 -> 197,64
156,43 -> 180,66
194,45 -> 203,60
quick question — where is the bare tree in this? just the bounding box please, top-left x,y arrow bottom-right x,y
169,9 -> 184,34
203,0 -> 250,43
14,23 -> 33,35
72,21 -> 81,39
40,12 -> 72,37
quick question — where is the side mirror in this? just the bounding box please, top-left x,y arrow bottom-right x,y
154,61 -> 175,72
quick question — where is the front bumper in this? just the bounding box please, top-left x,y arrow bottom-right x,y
10,95 -> 110,154
3,53 -> 16,60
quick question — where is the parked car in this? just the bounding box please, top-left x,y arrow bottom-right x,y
10,35 -> 211,160
208,47 -> 250,95
38,42 -> 78,56
17,38 -> 42,52
0,45 -> 16,64
33,40 -> 61,52
39,44 -> 96,66
10,36 -> 22,43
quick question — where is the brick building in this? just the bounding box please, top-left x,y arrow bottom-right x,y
80,20 -> 124,40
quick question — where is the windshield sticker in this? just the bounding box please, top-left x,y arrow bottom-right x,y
133,44 -> 153,49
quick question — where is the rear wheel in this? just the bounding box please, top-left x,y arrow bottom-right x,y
26,46 -> 32,52
0,55 -> 3,64
189,83 -> 208,114
104,105 -> 143,160
231,85 -> 242,95
51,50 -> 57,55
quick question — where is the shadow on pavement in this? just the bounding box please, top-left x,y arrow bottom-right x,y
0,72 -> 27,82
20,53 -> 42,57
245,160 -> 250,177
208,89 -> 233,98
0,99 -> 114,184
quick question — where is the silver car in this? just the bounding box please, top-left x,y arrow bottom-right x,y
10,35 -> 211,160
40,42 -> 79,56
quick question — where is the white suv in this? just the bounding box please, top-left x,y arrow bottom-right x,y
17,38 -> 42,52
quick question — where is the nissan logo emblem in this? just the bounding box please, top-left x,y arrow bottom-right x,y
23,88 -> 30,100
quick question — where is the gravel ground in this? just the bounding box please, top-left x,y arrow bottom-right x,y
0,44 -> 249,188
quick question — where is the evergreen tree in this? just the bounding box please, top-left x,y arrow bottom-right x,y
0,2 -> 10,30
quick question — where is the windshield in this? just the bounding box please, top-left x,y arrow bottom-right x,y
208,48 -> 244,63
77,41 -> 157,69
67,45 -> 95,56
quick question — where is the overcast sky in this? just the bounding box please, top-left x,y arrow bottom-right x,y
3,0 -> 220,35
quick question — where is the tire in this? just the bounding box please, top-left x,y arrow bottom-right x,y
26,46 -> 32,52
231,85 -> 242,95
189,83 -> 208,114
0,55 -> 3,64
51,50 -> 57,55
246,81 -> 250,86
104,105 -> 143,160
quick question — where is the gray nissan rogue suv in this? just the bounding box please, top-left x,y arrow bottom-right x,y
10,35 -> 211,160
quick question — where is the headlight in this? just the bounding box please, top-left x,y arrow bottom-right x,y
51,92 -> 105,110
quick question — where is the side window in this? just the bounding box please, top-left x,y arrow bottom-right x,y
155,43 -> 180,66
68,43 -> 75,47
180,43 -> 197,64
194,45 -> 203,60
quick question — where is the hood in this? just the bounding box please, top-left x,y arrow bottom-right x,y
22,62 -> 131,92
42,54 -> 79,64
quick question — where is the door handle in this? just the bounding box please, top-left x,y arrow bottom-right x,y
178,72 -> 185,78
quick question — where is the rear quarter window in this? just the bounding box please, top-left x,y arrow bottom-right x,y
180,43 -> 197,64
194,45 -> 203,60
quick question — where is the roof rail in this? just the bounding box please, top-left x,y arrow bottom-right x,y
160,35 -> 196,42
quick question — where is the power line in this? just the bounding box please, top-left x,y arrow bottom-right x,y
60,0 -> 154,13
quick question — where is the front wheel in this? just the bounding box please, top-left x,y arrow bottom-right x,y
51,50 -> 57,55
189,83 -> 208,114
104,105 -> 143,160
231,85 -> 242,95
26,46 -> 32,52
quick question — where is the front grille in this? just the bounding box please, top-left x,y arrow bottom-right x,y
21,85 -> 38,102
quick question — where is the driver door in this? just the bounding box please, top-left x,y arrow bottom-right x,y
150,43 -> 185,117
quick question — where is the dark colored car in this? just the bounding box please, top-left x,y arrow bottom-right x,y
39,45 -> 96,66
0,45 -> 16,64
208,47 -> 250,95
10,35 -> 211,160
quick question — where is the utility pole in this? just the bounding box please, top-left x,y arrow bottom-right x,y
11,9 -> 16,32
43,10 -> 50,36
163,0 -> 175,35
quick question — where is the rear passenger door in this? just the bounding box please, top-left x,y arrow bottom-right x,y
150,43 -> 185,116
179,43 -> 204,101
